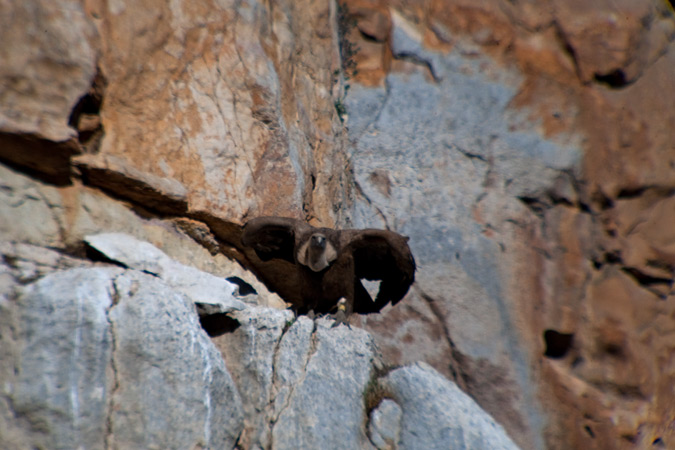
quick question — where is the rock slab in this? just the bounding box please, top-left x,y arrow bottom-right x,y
1,266 -> 244,450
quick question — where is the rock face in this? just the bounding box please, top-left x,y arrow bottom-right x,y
1,264 -> 244,449
1,0 -> 674,448
377,362 -> 521,450
0,1 -> 96,184
340,1 -> 675,448
0,235 -> 517,450
83,232 -> 247,312
79,0 -> 350,224
214,309 -> 379,449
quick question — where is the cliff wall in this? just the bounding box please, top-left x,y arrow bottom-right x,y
1,0 -> 674,448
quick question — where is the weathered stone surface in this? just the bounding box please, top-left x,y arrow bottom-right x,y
108,270 -> 244,449
7,268 -> 117,450
552,0 -> 674,84
75,154 -> 190,214
270,316 -> 316,418
0,0 -> 97,183
0,163 -> 285,309
0,235 -> 534,450
340,1 -> 675,448
84,232 -> 245,313
378,362 -> 519,450
613,189 -> 675,289
0,265 -> 245,450
0,165 -> 65,248
271,319 -> 377,450
213,306 -> 525,450
0,0 -> 96,141
368,398 -> 403,449
346,10 -> 574,448
84,230 -> 285,310
212,306 -> 295,449
81,0 -> 350,223
0,241 -> 88,290
213,311 -> 379,450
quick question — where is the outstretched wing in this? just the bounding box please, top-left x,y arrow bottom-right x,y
241,216 -> 309,263
345,229 -> 416,313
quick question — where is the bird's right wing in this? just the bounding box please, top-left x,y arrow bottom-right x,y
241,216 -> 308,263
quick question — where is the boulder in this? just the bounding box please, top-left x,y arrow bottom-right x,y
1,266 -> 244,450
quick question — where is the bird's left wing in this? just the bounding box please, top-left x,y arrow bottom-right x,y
345,229 -> 416,313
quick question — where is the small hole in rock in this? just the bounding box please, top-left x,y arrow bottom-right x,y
543,329 -> 574,359
199,313 -> 240,337
594,69 -> 628,88
603,342 -> 624,358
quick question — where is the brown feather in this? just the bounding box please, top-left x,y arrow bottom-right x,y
240,217 -> 416,316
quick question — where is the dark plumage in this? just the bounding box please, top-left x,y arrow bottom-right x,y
240,216 -> 416,317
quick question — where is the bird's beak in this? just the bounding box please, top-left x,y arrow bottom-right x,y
312,235 -> 326,249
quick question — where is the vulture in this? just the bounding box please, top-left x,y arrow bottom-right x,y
240,216 -> 416,319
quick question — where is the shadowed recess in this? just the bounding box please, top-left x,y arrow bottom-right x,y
653,437 -> 665,447
0,132 -> 78,186
226,276 -> 257,296
68,68 -> 106,137
594,69 -> 629,88
84,243 -> 128,269
198,313 -> 241,337
543,329 -> 574,359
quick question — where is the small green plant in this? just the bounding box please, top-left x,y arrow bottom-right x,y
334,98 -> 347,123
363,363 -> 397,414
363,376 -> 387,413
282,317 -> 296,334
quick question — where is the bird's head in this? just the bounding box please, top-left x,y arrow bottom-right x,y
299,232 -> 336,272
310,234 -> 327,250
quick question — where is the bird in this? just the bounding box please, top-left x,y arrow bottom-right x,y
240,216 -> 416,323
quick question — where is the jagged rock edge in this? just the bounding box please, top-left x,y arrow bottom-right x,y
104,272 -> 123,450
269,319 -> 320,430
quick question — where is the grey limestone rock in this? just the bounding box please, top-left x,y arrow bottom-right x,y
214,305 -> 295,449
2,266 -> 244,450
108,269 -> 243,449
368,399 -> 403,449
0,165 -> 64,248
378,362 -> 520,450
84,232 -> 246,314
0,240 -> 88,296
214,309 -> 384,450
271,316 -> 316,418
271,318 -> 377,450
10,267 -> 119,450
